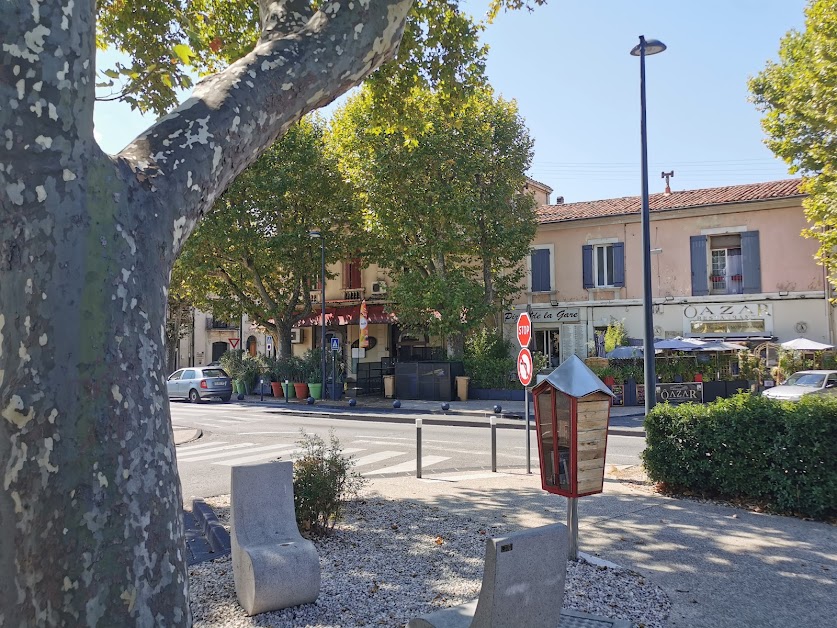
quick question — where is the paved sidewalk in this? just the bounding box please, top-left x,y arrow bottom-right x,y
367,469 -> 836,628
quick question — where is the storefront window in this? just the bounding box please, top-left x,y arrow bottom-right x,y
689,319 -> 766,335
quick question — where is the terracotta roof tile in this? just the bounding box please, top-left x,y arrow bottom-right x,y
537,179 -> 804,224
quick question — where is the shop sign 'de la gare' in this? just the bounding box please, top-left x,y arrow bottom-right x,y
504,307 -> 580,324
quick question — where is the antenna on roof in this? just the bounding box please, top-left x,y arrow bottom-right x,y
661,171 -> 674,196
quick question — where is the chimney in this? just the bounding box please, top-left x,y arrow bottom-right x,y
661,171 -> 674,196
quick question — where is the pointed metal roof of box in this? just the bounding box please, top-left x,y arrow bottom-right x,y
533,355 -> 615,399
537,179 -> 804,224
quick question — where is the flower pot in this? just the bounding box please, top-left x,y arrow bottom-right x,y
270,382 -> 283,398
293,382 -> 309,399
308,383 -> 322,399
603,376 -> 615,390
282,382 -> 295,399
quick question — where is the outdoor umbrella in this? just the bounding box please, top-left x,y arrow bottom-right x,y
780,337 -> 834,351
654,337 -> 708,351
606,346 -> 662,359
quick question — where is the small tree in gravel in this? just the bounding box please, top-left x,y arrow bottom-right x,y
292,430 -> 367,536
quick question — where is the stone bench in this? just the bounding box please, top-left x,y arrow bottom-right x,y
231,461 -> 320,615
407,523 -> 630,628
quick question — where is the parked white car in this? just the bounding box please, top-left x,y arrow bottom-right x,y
762,370 -> 837,401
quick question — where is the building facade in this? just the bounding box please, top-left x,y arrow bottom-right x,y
506,179 -> 835,365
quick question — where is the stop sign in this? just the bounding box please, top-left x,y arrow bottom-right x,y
516,312 -> 532,347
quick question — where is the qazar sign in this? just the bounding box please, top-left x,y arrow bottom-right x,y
683,303 -> 770,321
504,307 -> 580,324
655,382 -> 703,404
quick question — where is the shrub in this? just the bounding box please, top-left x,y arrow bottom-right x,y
292,429 -> 367,535
463,328 -> 516,389
642,394 -> 837,519
604,320 -> 628,353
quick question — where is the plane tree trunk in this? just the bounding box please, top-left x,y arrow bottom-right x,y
0,0 -> 412,624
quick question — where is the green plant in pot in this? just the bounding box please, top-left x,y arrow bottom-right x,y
306,349 -> 324,400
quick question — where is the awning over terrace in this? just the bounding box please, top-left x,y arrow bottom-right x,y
293,304 -> 395,327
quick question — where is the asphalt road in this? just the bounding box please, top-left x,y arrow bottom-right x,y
172,401 -> 646,502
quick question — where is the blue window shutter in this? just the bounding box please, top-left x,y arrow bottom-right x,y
690,236 -> 709,296
531,249 -> 551,292
613,242 -> 625,287
582,245 -> 594,289
741,231 -> 762,294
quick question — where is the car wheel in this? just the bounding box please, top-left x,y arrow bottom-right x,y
188,389 -> 202,404
220,394 -> 231,402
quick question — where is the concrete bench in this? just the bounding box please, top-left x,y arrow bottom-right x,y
230,461 -> 320,615
407,523 -> 630,628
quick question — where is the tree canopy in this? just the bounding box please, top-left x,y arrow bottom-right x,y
750,0 -> 837,280
175,117 -> 357,356
96,1 -> 546,118
328,86 -> 536,355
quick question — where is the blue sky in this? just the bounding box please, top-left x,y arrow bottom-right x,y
93,0 -> 808,203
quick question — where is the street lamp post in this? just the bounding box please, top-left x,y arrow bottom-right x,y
309,230 -> 327,397
630,35 -> 666,414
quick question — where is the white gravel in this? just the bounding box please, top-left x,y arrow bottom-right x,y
190,495 -> 670,628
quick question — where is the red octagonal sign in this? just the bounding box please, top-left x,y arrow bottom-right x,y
516,312 -> 532,348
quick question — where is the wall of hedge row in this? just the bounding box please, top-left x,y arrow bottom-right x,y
642,394 -> 837,519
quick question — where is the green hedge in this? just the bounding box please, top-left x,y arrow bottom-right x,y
642,394 -> 837,519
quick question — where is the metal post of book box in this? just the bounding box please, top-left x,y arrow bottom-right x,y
531,355 -> 615,560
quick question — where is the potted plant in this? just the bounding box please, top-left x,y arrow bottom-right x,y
306,349 -> 323,399
292,354 -> 310,399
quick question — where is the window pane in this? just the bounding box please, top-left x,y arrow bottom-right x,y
596,246 -> 605,286
605,245 -> 614,285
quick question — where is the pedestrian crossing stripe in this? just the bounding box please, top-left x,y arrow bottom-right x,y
364,455 -> 449,476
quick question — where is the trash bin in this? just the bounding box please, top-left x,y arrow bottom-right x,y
456,376 -> 470,402
383,375 -> 396,399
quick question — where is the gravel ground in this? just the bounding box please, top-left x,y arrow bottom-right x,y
189,494 -> 670,628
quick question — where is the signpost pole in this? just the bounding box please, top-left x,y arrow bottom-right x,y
567,497 -> 579,560
525,386 -> 531,474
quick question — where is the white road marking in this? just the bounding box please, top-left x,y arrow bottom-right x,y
176,441 -> 228,452
350,451 -> 405,468
423,471 -> 511,482
212,446 -> 303,466
177,443 -> 255,460
364,455 -> 449,476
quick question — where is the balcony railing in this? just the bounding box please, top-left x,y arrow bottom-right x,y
342,287 -> 365,301
207,318 -> 237,330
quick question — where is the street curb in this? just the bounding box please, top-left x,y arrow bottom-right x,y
191,498 -> 231,555
258,405 -> 646,437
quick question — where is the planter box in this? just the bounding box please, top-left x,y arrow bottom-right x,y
702,381 -> 726,403
468,388 -> 525,401
725,380 -> 749,397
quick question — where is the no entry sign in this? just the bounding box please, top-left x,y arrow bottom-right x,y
516,312 -> 532,348
517,348 -> 534,387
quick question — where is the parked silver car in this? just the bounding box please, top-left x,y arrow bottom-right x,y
762,370 -> 837,401
167,367 -> 232,403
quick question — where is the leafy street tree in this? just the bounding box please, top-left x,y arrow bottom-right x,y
750,0 -> 837,282
166,261 -> 195,374
329,87 -> 537,356
176,118 -> 357,358
1,0 -> 543,623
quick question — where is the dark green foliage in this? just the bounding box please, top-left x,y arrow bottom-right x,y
463,328 -> 515,389
643,394 -> 837,519
292,430 -> 367,536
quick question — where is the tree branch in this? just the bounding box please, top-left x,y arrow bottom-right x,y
118,0 -> 413,264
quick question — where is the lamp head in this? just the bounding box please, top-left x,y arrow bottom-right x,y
630,37 -> 666,57
308,230 -> 322,239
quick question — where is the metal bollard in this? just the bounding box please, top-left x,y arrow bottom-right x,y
490,415 -> 497,472
416,417 -> 422,479
260,377 -> 264,402
285,380 -> 289,404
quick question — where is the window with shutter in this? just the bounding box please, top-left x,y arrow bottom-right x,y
531,248 -> 552,292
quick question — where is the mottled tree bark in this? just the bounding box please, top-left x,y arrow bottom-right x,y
0,0 -> 411,625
